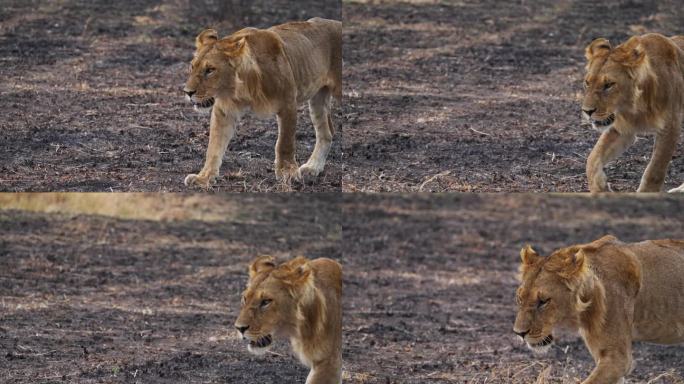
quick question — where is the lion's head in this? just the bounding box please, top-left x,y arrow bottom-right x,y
581,36 -> 648,131
234,256 -> 314,355
513,244 -> 602,354
183,29 -> 264,111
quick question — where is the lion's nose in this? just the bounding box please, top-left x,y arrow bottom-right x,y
184,89 -> 196,98
514,329 -> 529,339
236,325 -> 249,334
583,108 -> 596,117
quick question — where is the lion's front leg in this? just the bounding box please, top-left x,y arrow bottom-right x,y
305,359 -> 342,384
586,128 -> 635,192
185,107 -> 237,189
581,313 -> 634,384
581,351 -> 632,384
274,105 -> 300,184
638,125 -> 680,192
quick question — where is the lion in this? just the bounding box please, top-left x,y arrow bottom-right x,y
182,18 -> 341,188
513,235 -> 684,384
234,256 -> 343,384
581,33 -> 684,192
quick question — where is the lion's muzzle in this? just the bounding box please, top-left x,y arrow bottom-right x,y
246,334 -> 274,355
192,97 -> 215,110
526,334 -> 554,354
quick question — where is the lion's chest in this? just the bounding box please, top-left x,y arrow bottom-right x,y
290,337 -> 313,368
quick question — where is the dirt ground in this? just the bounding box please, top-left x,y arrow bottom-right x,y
0,0 -> 341,192
342,194 -> 684,383
342,0 -> 684,192
2,194 -> 683,383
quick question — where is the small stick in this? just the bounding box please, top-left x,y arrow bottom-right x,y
468,127 -> 492,136
418,170 -> 451,192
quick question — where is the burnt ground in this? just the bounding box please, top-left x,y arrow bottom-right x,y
342,0 -> 684,192
342,194 -> 684,383
3,194 -> 683,383
0,195 -> 343,383
0,0 -> 341,192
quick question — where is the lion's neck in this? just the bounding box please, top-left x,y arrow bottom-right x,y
577,270 -> 607,336
290,286 -> 328,365
298,288 -> 327,339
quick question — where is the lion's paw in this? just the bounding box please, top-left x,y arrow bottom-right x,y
298,162 -> 324,183
275,161 -> 301,184
668,183 -> 684,193
184,172 -> 216,189
588,171 -> 609,193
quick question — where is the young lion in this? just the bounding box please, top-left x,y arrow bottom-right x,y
235,256 -> 342,384
581,33 -> 684,192
182,18 -> 341,188
514,235 -> 684,384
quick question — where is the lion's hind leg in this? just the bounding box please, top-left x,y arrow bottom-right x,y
300,87 -> 334,181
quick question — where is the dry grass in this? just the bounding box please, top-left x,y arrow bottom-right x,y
0,193 -> 238,221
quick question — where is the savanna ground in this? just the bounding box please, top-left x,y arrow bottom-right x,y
0,0 -> 341,192
2,194 -> 683,383
342,0 -> 684,192
342,194 -> 684,383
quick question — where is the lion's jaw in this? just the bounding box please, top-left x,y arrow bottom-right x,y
587,112 -> 616,132
188,95 -> 215,111
245,333 -> 274,355
524,334 -> 554,354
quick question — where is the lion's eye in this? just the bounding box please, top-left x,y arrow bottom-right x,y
205,67 -> 215,76
603,82 -> 615,91
260,299 -> 272,309
537,298 -> 550,309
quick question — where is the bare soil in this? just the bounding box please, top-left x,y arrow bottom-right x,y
2,194 -> 683,383
342,0 -> 684,192
0,0 -> 341,192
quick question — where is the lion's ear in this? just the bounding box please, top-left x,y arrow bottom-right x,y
249,255 -> 276,279
520,245 -> 539,265
613,36 -> 645,67
585,38 -> 612,61
559,250 -> 587,279
274,257 -> 312,287
196,29 -> 219,50
216,37 -> 247,58
290,263 -> 313,286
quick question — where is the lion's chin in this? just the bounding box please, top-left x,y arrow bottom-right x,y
591,113 -> 616,132
190,97 -> 215,113
526,334 -> 554,355
247,334 -> 273,356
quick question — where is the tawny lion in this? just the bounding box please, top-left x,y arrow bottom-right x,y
581,33 -> 684,192
235,256 -> 342,384
183,18 -> 341,188
514,235 -> 684,384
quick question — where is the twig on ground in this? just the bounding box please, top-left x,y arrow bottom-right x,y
468,126 -> 492,136
418,170 -> 451,192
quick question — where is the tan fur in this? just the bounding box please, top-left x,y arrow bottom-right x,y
235,256 -> 343,384
581,33 -> 684,192
514,235 -> 684,384
182,18 -> 342,188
